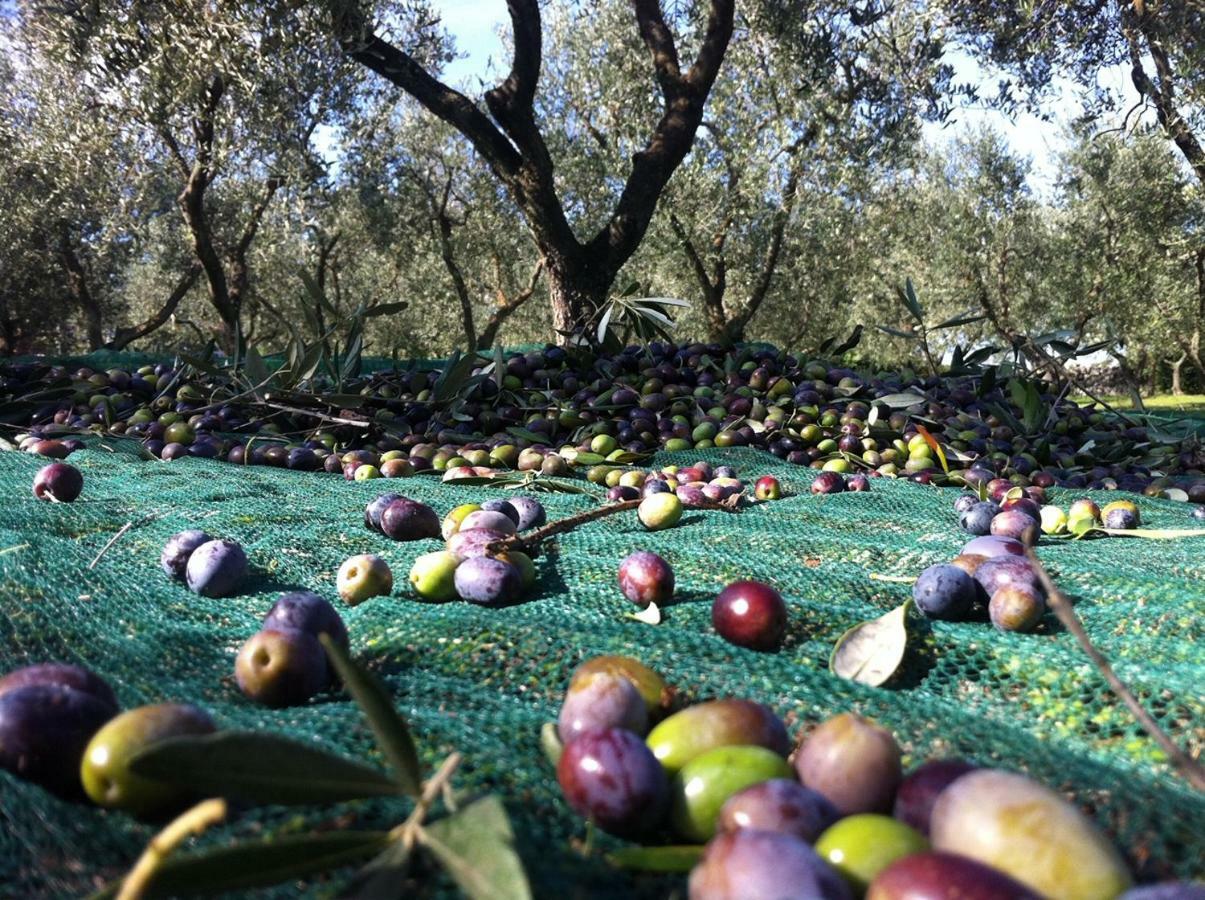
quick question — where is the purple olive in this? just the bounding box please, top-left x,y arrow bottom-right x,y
557,727 -> 668,838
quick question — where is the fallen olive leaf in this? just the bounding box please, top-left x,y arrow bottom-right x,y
625,602 -> 662,625
830,600 -> 913,687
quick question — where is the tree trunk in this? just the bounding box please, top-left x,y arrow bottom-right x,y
545,254 -> 608,345
58,233 -> 104,350
1170,352 -> 1186,395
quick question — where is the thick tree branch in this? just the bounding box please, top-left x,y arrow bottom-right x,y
732,155 -> 804,338
330,6 -> 521,177
1121,7 -> 1205,186
587,0 -> 735,269
478,254 -> 544,349
633,0 -> 684,97
57,227 -> 103,350
484,0 -> 550,169
668,213 -> 715,296
178,75 -> 234,337
233,178 -> 282,265
669,213 -> 726,340
105,264 -> 201,351
159,128 -> 190,180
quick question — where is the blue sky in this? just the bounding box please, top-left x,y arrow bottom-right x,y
430,0 -> 1147,198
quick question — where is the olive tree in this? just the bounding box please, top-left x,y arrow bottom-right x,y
329,0 -> 736,344
30,1 -> 361,349
939,0 -> 1205,187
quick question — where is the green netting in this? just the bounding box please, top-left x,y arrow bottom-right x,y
1,441 -> 1203,896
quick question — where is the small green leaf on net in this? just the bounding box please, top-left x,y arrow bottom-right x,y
568,451 -> 607,467
913,424 -> 949,475
624,602 -> 661,625
540,721 -> 564,768
88,832 -> 391,899
1161,488 -> 1190,502
319,634 -> 422,797
868,573 -> 917,584
128,731 -> 401,805
830,600 -> 913,687
421,795 -> 532,900
442,475 -> 512,486
608,845 -> 706,873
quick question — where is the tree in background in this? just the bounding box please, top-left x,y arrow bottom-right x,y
30,1 -> 361,350
329,0 -> 736,344
939,0 -> 1205,187
1052,125 -> 1205,394
342,99 -> 545,353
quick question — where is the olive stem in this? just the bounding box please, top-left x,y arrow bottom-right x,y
499,493 -> 744,556
498,499 -> 641,554
116,798 -> 228,900
1025,550 -> 1205,792
392,751 -> 463,850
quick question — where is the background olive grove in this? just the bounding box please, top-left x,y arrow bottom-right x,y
1,0 -> 1201,394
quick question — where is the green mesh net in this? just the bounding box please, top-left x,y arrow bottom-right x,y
1,359 -> 1203,898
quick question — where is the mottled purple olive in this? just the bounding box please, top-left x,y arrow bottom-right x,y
458,509 -> 518,536
507,495 -> 546,531
960,535 -> 1026,558
380,499 -> 440,541
689,830 -> 851,900
911,565 -> 977,621
262,591 -> 349,650
557,727 -> 668,838
453,556 -> 522,606
558,671 -> 647,741
717,778 -> 839,843
958,501 -> 998,535
990,509 -> 1040,546
184,539 -> 248,598
973,556 -> 1041,598
811,472 -> 846,495
988,585 -> 1045,632
364,493 -> 405,532
446,527 -> 509,561
618,551 -> 675,607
